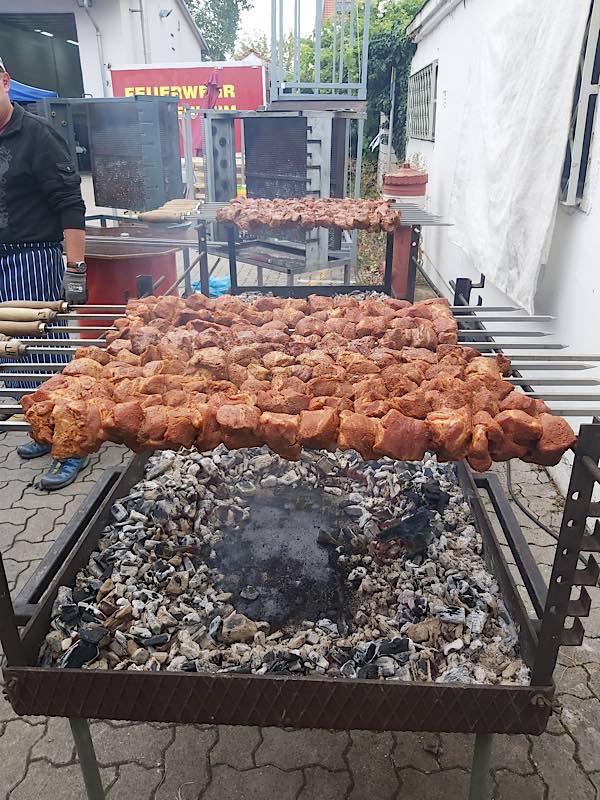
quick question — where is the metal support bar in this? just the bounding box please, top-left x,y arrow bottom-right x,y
0,550 -> 27,666
468,733 -> 493,800
533,424 -> 600,684
474,473 -> 547,617
69,719 -> 106,800
198,223 -> 210,297
228,226 -> 238,295
383,232 -> 393,296
406,225 -> 419,303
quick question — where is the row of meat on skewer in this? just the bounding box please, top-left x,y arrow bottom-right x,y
21,293 -> 577,469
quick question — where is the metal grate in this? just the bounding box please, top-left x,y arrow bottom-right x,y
407,61 -> 438,142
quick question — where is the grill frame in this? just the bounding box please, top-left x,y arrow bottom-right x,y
3,453 -> 552,734
1,276 -> 599,763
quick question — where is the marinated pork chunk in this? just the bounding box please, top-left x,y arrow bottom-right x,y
21,293 -> 576,468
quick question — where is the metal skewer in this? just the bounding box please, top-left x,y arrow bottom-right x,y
520,392 -> 600,401
45,326 -> 115,334
15,339 -> 106,347
509,378 -> 600,386
457,330 -> 551,338
508,363 -> 596,371
463,342 -> 567,350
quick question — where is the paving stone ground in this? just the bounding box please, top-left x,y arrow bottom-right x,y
0,431 -> 598,799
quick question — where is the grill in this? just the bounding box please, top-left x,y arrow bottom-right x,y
0,276 -> 599,800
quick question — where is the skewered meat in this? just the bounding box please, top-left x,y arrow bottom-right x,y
373,410 -> 429,461
216,197 -> 401,233
338,411 -> 381,459
22,292 -> 576,470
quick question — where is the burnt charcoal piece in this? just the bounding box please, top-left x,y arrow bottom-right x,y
73,587 -> 96,604
59,640 -> 99,669
376,507 -> 434,555
78,625 -> 109,646
357,663 -> 378,679
422,480 -> 451,512
59,604 -> 79,624
145,633 -> 171,648
379,637 -> 410,656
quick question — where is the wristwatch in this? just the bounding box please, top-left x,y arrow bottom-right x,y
66,261 -> 87,274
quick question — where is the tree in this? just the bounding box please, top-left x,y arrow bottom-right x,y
234,32 -> 270,61
184,0 -> 253,60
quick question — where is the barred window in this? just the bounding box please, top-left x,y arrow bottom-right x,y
561,1 -> 600,206
407,61 -> 438,141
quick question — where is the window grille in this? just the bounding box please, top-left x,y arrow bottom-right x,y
407,61 -> 438,141
561,1 -> 600,206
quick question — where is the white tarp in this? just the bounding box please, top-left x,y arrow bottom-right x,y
448,1 -> 590,312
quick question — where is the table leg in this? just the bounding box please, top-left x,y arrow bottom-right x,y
69,718 -> 106,800
468,733 -> 493,800
257,266 -> 264,287
287,270 -> 293,287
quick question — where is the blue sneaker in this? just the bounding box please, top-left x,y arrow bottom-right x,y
39,457 -> 90,491
17,441 -> 52,460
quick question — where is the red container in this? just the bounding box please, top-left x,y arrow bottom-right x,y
383,163 -> 428,198
383,165 -> 428,299
81,250 -> 178,337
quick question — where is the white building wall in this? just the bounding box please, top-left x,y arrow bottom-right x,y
2,0 -> 204,98
406,0 -> 600,494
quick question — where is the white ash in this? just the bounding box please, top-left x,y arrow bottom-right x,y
40,446 -> 529,685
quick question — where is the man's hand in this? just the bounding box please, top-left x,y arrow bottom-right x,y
61,270 -> 88,305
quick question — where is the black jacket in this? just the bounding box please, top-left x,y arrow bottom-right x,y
0,103 -> 86,244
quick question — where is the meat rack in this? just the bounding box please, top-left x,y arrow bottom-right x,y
0,279 -> 599,800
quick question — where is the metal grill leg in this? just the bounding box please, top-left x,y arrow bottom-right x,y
69,718 -> 106,800
468,733 -> 493,800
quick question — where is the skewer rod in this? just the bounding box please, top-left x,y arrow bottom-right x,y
509,378 -> 600,386
46,326 -> 115,334
58,313 -> 122,320
0,405 -> 23,414
71,304 -> 126,310
0,374 -> 51,381
521,392 -> 600,401
15,339 -> 106,347
464,342 -> 566,350
456,315 -> 555,322
0,420 -> 30,431
508,364 -> 595,371
457,330 -> 550,338
503,353 -> 600,361
451,306 -> 519,312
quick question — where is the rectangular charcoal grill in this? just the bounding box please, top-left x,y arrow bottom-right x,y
0,277 -> 600,800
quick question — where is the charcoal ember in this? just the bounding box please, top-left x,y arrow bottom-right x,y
357,664 -> 378,679
376,507 -> 435,555
59,640 -> 99,669
40,438 -> 527,686
378,637 -> 410,656
422,481 -> 451,512
79,625 -> 109,646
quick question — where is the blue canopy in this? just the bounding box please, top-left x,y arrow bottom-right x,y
9,80 -> 57,103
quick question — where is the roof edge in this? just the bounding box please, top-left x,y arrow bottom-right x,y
407,0 -> 465,42
172,0 -> 208,52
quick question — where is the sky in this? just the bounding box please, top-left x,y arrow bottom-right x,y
239,1 -> 317,40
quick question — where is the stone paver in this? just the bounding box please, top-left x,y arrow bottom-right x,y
0,391 -> 599,799
256,727 -> 348,771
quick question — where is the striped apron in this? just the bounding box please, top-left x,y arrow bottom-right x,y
0,242 -> 70,390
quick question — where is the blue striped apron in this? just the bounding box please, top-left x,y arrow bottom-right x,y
0,242 -> 70,390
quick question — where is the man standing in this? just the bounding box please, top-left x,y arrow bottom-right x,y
0,57 -> 89,490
